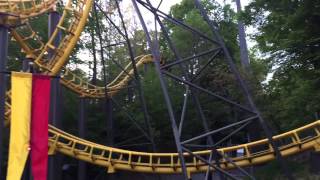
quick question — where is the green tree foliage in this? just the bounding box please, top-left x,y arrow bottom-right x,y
166,0 -> 240,57
244,0 -> 320,130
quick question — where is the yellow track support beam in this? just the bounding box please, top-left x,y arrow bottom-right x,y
47,120 -> 320,175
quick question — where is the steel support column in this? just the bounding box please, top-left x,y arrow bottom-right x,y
48,9 -> 61,59
78,97 -> 86,180
48,9 -> 62,180
0,23 -> 8,180
235,0 -> 250,71
131,1 -> 189,179
89,16 -> 97,85
48,77 -> 63,180
22,58 -> 32,72
105,98 -> 114,145
178,87 -> 189,136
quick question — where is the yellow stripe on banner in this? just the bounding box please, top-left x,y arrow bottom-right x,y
7,72 -> 32,180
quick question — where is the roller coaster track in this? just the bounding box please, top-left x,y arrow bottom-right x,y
48,120 -> 320,174
4,16 -> 155,124
2,0 -> 320,176
10,17 -> 154,99
0,0 -> 56,23
3,0 -> 154,122
3,0 -> 93,124
59,54 -> 154,98
3,53 -> 155,125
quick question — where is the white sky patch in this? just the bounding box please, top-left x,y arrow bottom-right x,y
122,0 -> 254,45
123,0 -> 251,21
121,0 -> 182,33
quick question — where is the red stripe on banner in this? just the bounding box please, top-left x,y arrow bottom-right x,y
31,74 -> 51,180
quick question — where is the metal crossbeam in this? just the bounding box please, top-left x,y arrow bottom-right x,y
181,116 -> 257,145
136,0 -> 219,45
162,70 -> 255,113
161,48 -> 221,69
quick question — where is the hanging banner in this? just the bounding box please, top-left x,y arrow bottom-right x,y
31,75 -> 51,180
7,72 -> 32,180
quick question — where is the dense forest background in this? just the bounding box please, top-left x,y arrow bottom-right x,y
2,0 -> 320,179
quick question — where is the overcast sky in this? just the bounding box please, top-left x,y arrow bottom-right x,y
125,0 -> 253,47
136,0 -> 251,13
142,0 -> 252,14
123,0 -> 252,27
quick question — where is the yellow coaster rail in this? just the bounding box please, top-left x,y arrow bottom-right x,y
3,0 -> 93,125
3,54 -> 156,125
47,120 -> 320,175
0,0 -> 56,23
59,54 -> 154,98
11,25 -> 156,98
5,0 -> 93,76
10,22 -> 44,59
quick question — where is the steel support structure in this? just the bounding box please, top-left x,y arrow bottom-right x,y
114,0 -> 156,152
94,2 -> 150,149
146,2 -> 253,178
131,1 -> 190,179
193,1 -> 294,179
134,0 -> 238,179
48,10 -> 62,59
78,97 -> 87,180
22,58 -> 32,72
130,0 -> 295,179
0,22 -> 8,179
94,1 -> 157,152
48,10 -> 63,180
142,1 -> 227,178
235,0 -> 250,71
0,0 -> 298,179
48,77 -> 63,180
111,98 -> 153,144
89,15 -> 98,85
93,1 -> 155,149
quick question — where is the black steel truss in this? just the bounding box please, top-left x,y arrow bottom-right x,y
130,0 -> 295,179
0,0 -> 296,179
93,0 -> 157,152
